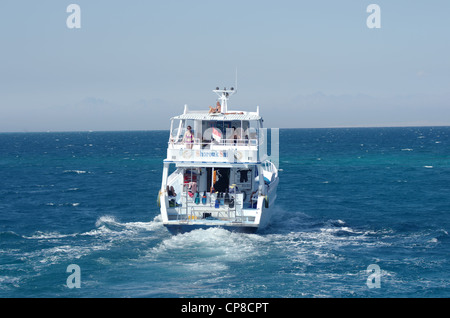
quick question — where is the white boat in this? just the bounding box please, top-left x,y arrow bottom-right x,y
158,86 -> 279,234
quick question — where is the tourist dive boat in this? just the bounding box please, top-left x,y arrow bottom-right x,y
158,86 -> 279,234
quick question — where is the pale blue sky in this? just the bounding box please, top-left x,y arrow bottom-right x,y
0,1 -> 449,131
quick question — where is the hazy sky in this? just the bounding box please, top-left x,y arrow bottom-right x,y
0,1 -> 449,131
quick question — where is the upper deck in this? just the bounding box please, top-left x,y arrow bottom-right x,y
164,87 -> 273,166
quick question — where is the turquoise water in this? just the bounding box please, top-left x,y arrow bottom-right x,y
0,128 -> 449,297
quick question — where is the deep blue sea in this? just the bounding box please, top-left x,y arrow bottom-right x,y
1,127 -> 449,298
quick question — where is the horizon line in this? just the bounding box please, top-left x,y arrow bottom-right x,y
2,124 -> 450,134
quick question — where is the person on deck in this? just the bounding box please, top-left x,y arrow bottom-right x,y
183,126 -> 194,149
249,191 -> 258,208
167,186 -> 176,197
209,101 -> 221,114
231,126 -> 239,145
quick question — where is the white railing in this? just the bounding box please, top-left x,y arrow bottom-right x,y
168,138 -> 258,148
171,192 -> 249,222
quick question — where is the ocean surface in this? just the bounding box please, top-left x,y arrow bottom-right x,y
0,127 -> 449,298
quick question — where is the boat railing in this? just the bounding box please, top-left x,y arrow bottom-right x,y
174,192 -> 247,222
168,137 -> 258,148
262,160 -> 278,174
166,138 -> 261,163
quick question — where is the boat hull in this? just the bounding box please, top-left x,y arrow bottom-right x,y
163,197 -> 277,235
164,222 -> 259,234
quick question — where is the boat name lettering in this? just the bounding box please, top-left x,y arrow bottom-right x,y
196,150 -> 228,158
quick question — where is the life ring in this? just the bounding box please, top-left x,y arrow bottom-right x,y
234,151 -> 243,161
157,190 -> 161,207
182,149 -> 192,159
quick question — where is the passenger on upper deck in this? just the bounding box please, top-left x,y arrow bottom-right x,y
208,101 -> 221,114
231,126 -> 239,145
183,125 -> 194,149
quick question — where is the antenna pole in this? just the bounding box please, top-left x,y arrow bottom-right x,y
212,72 -> 238,113
235,68 -> 238,93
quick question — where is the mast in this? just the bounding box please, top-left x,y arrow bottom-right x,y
213,87 -> 236,113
